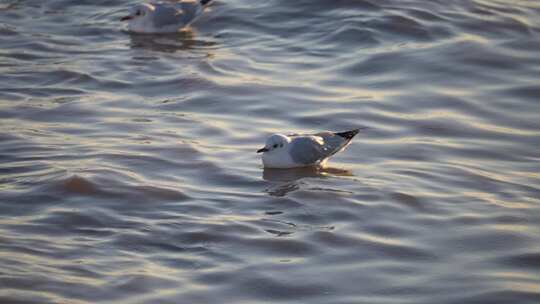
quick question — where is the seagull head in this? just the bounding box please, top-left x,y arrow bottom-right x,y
257,134 -> 289,154
121,3 -> 154,23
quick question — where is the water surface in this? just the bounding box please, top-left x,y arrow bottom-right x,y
1,0 -> 540,303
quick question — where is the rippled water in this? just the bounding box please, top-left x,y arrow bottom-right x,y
1,0 -> 540,303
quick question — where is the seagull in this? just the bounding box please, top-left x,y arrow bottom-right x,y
120,0 -> 214,34
257,129 -> 362,169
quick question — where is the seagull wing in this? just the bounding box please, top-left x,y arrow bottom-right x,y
317,129 -> 360,157
288,129 -> 360,165
288,136 -> 328,165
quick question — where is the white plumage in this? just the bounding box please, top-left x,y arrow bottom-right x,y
121,0 -> 213,33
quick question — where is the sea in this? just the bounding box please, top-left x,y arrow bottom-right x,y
1,0 -> 539,303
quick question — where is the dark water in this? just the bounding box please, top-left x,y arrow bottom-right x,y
1,0 -> 540,303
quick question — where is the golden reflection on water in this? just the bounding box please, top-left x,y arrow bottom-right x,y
329,87 -> 399,102
504,282 -> 540,293
356,232 -> 408,247
448,160 -> 522,185
469,121 -> 540,136
512,171 -> 540,179
464,191 -> 531,209
491,224 -> 531,233
370,109 -> 472,120
485,271 -> 540,293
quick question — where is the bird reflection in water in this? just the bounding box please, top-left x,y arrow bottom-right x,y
127,30 -> 217,53
263,166 -> 353,197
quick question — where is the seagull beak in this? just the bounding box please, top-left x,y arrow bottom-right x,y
257,147 -> 269,153
120,15 -> 133,21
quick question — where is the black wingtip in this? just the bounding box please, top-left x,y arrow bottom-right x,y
335,128 -> 361,140
200,0 -> 213,5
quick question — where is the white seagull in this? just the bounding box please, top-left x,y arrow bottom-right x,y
257,129 -> 361,169
121,0 -> 213,33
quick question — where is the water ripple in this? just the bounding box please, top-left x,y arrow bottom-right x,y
0,0 -> 539,303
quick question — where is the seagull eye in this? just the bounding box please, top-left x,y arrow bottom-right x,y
135,10 -> 141,16
273,144 -> 278,148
